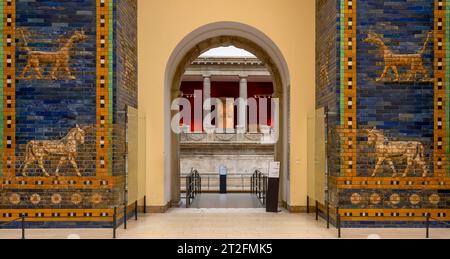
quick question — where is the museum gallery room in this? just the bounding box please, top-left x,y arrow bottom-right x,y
0,0 -> 449,245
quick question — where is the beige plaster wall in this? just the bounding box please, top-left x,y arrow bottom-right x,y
138,0 -> 316,208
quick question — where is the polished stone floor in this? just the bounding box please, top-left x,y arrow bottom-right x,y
1,209 -> 450,239
190,193 -> 263,208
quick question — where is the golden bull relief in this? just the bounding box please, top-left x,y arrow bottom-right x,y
364,31 -> 432,82
16,28 -> 88,80
367,128 -> 428,178
20,125 -> 89,177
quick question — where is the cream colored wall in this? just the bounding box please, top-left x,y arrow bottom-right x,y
138,0 -> 316,208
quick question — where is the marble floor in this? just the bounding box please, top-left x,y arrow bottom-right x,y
1,209 -> 450,239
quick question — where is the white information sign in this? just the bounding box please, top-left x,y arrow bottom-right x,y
269,162 -> 281,179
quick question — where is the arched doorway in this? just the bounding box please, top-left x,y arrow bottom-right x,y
164,22 -> 291,208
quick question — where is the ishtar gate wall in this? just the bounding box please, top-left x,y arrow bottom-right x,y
317,0 -> 450,227
0,0 -> 137,227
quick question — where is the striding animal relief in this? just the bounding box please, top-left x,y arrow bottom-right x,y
364,31 -> 432,82
367,128 -> 428,178
20,125 -> 90,177
16,28 -> 88,80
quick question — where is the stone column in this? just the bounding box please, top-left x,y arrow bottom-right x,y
203,75 -> 211,108
238,76 -> 248,133
203,75 -> 212,133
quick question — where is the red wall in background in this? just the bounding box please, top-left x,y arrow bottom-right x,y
180,81 -> 274,131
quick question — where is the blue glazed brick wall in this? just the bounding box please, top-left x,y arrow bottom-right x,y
316,0 -> 450,227
0,0 -> 137,228
356,0 -> 435,177
316,0 -> 342,188
15,0 -> 98,177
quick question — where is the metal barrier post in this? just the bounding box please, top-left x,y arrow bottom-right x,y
113,207 -> 117,239
123,205 -> 127,230
426,213 -> 430,239
263,176 -> 267,205
143,196 -> 147,214
21,215 -> 25,240
315,200 -> 319,221
326,201 -> 330,229
186,176 -> 190,208
135,201 -> 138,221
337,213 -> 341,238
124,189 -> 128,230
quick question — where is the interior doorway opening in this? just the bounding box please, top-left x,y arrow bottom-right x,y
179,45 -> 275,208
165,22 -> 291,211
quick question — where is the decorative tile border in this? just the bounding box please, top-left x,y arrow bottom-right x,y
340,0 -> 357,177
340,209 -> 450,221
334,176 -> 450,189
96,0 -> 113,177
0,1 -> 4,177
435,0 -> 448,177
338,0 -> 450,183
0,209 -> 115,222
446,0 -> 450,177
2,0 -> 15,178
0,176 -> 122,189
334,0 -> 450,224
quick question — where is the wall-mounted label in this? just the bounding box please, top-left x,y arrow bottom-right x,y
269,162 -> 281,179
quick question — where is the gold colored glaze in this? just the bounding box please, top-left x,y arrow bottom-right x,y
20,125 -> 88,177
364,31 -> 432,82
367,128 -> 428,178
16,28 -> 88,80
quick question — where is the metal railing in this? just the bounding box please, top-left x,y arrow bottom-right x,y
308,197 -> 450,239
251,170 -> 268,206
334,209 -> 450,239
185,169 -> 202,208
0,195 -> 146,239
0,216 -> 26,239
181,173 -> 254,193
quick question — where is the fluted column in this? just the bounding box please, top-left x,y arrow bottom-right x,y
203,75 -> 211,109
238,76 -> 248,133
203,75 -> 214,134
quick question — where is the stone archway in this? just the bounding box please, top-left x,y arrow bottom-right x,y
164,22 -> 291,207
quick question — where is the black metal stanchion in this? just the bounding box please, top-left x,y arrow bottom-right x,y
315,201 -> 319,221
124,189 -> 128,230
326,201 -> 330,229
337,213 -> 341,239
186,176 -> 190,208
21,215 -> 25,240
426,213 -> 430,239
113,207 -> 117,239
123,205 -> 127,230
135,201 -> 138,221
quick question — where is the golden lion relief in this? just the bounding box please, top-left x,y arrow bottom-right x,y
17,28 -> 88,80
364,31 -> 432,82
